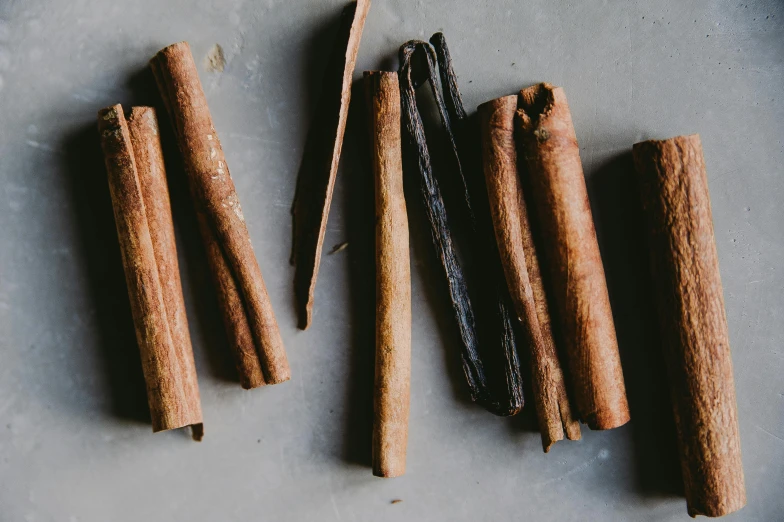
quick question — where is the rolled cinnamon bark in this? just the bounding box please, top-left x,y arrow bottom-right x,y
98,104 -> 203,438
151,42 -> 289,387
365,71 -> 411,477
516,83 -> 629,430
479,95 -> 580,451
633,135 -> 745,518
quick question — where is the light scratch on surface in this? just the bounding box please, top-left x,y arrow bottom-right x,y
535,452 -> 602,487
26,140 -> 62,154
225,132 -> 284,145
756,425 -> 784,443
330,493 -> 342,521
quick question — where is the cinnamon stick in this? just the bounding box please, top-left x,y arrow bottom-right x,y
633,135 -> 745,518
291,0 -> 371,329
365,71 -> 411,478
516,83 -> 629,430
151,42 -> 289,387
98,104 -> 203,439
479,95 -> 580,451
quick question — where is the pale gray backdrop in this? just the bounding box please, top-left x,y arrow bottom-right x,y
0,0 -> 782,520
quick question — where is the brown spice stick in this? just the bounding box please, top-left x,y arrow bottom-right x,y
196,211 -> 265,389
151,42 -> 289,386
633,135 -> 745,518
365,71 -> 411,477
98,104 -> 203,438
516,83 -> 629,430
291,0 -> 371,329
478,95 -> 580,451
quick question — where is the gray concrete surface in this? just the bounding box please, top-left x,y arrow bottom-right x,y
1,0 -> 782,520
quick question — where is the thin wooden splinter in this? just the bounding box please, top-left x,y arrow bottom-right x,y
151,42 -> 289,388
292,0 -> 371,329
98,104 -> 203,440
478,95 -> 580,451
365,71 -> 411,478
633,135 -> 745,518
516,83 -> 629,430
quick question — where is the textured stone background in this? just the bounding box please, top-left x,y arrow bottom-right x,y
0,0 -> 782,520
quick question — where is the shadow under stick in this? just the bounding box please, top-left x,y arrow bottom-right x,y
98,105 -> 203,438
633,135 -> 745,518
365,71 -> 411,478
516,83 -> 629,430
478,95 -> 580,451
151,42 -> 289,386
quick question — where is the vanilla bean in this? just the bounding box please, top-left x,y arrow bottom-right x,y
399,38 -> 523,416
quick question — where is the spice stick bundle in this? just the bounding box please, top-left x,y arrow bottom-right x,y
633,135 -> 745,518
478,95 -> 580,451
151,42 -> 289,388
516,83 -> 629,430
98,105 -> 203,439
365,71 -> 411,478
291,0 -> 371,329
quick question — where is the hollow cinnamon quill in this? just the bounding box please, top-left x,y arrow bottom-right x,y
98,104 -> 203,439
479,95 -> 580,451
365,71 -> 411,478
292,0 -> 371,329
151,42 -> 289,387
633,135 -> 745,518
516,83 -> 629,430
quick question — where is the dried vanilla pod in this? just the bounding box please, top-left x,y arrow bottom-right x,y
399,37 -> 523,416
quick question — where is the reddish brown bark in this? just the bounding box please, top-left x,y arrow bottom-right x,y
633,134 -> 745,518
517,83 -> 629,430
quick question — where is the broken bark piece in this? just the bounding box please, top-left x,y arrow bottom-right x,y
399,38 -> 523,416
633,134 -> 745,518
98,104 -> 203,438
151,42 -> 289,386
365,71 -> 411,478
291,0 -> 371,329
516,83 -> 629,430
479,95 -> 580,451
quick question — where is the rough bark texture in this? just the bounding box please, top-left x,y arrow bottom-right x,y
365,71 -> 411,478
291,0 -> 371,329
516,83 -> 629,430
479,95 -> 580,451
633,134 -> 746,518
151,42 -> 289,386
98,104 -> 203,438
